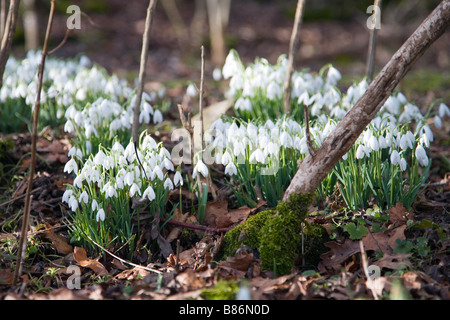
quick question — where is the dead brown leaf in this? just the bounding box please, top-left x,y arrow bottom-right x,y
389,202 -> 413,227
219,252 -> 255,272
73,246 -> 108,276
175,268 -> 206,290
43,224 -> 73,255
0,268 -> 14,285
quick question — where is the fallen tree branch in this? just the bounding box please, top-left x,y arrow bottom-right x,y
283,0 -> 450,200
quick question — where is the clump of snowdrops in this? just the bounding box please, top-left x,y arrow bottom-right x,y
216,50 -> 449,211
63,132 -> 181,256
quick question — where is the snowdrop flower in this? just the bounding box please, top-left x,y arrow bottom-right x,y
186,83 -> 197,97
68,195 -> 78,212
103,181 -> 118,198
174,171 -> 183,187
399,132 -> 414,150
79,190 -> 89,204
415,145 -> 429,167
378,136 -> 388,149
399,157 -> 407,171
212,67 -> 222,81
225,162 -> 237,176
163,158 -> 174,171
130,183 -> 141,197
64,119 -> 75,133
64,158 -> 78,174
434,115 -> 442,128
164,178 -> 174,190
368,135 -> 379,151
439,103 -> 450,118
142,186 -> 156,201
152,165 -> 164,181
193,159 -> 209,179
356,145 -> 366,160
73,174 -> 84,189
112,141 -> 125,154
280,131 -> 293,148
62,189 -> 73,204
235,97 -> 252,111
266,82 -> 281,100
326,66 -> 341,85
153,109 -> 163,124
91,199 -> 99,211
249,149 -> 266,164
96,208 -> 105,222
222,50 -> 243,79
94,149 -> 107,166
390,150 -> 400,165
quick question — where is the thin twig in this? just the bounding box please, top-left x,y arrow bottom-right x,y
48,28 -> 72,55
13,0 -> 55,285
132,0 -> 158,144
82,230 -> 162,275
366,0 -> 382,81
359,240 -> 379,300
283,0 -> 306,115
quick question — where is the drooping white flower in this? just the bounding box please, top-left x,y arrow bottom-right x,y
174,171 -> 183,187
186,84 -> 197,97
164,177 -> 174,190
224,161 -> 237,176
220,150 -> 233,166
68,195 -> 78,212
91,199 -> 99,211
415,144 -> 429,167
368,135 -> 379,152
390,150 -> 400,165
79,190 -> 89,204
399,157 -> 407,171
94,149 -> 107,166
130,183 -> 141,197
249,149 -> 266,164
64,158 -> 78,174
434,115 -> 442,128
153,109 -> 163,124
438,103 -> 450,118
356,145 -> 366,159
142,186 -> 156,201
96,208 -> 105,222
193,159 -> 209,179
326,66 -> 341,85
62,189 -> 73,204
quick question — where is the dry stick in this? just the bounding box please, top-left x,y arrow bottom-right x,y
359,240 -> 379,300
132,0 -> 158,144
283,0 -> 450,200
0,0 -> 6,41
282,0 -> 306,116
366,0 -> 382,81
48,28 -> 72,55
82,230 -> 162,275
13,0 -> 56,285
0,0 -> 20,90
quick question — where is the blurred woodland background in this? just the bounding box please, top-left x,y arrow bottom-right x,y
9,0 -> 450,107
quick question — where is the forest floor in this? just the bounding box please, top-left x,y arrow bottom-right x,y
1,0 -> 449,301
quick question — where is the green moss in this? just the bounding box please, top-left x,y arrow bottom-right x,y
200,280 -> 239,300
222,193 -> 328,275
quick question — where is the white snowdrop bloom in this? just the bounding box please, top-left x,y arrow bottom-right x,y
368,135 -> 379,151
79,55 -> 92,68
233,140 -> 245,157
85,124 -> 98,138
103,181 -> 118,199
193,159 -> 209,179
378,136 -> 388,149
415,144 -> 429,167
186,83 -> 197,97
68,195 -> 78,212
224,162 -> 237,176
235,97 -> 252,111
64,120 -> 75,133
62,189 -> 73,204
249,149 -> 266,164
222,50 -> 243,79
96,208 -> 105,222
112,141 -> 125,154
75,88 -> 87,101
220,150 -> 233,166
152,165 -> 164,181
163,158 -> 174,171
342,153 -> 348,161
390,150 -> 400,165
326,66 -> 341,85
266,141 -> 279,156
91,199 -> 99,212
164,178 -> 174,190
439,103 -> 450,118
79,190 -> 89,204
330,106 -> 347,119
143,186 -> 156,201
153,109 -> 163,124
212,67 -> 222,81
434,115 -> 442,128
94,149 -> 107,166
68,146 -> 82,158
399,157 -> 407,171
139,109 -> 150,124
280,131 -> 293,148
356,145 -> 366,159
73,174 -> 84,189
64,158 -> 78,174
384,96 -> 400,115
130,183 -> 141,197
396,92 -> 407,105
174,171 -> 183,187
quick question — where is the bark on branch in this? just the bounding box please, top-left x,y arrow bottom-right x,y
283,0 -> 450,200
